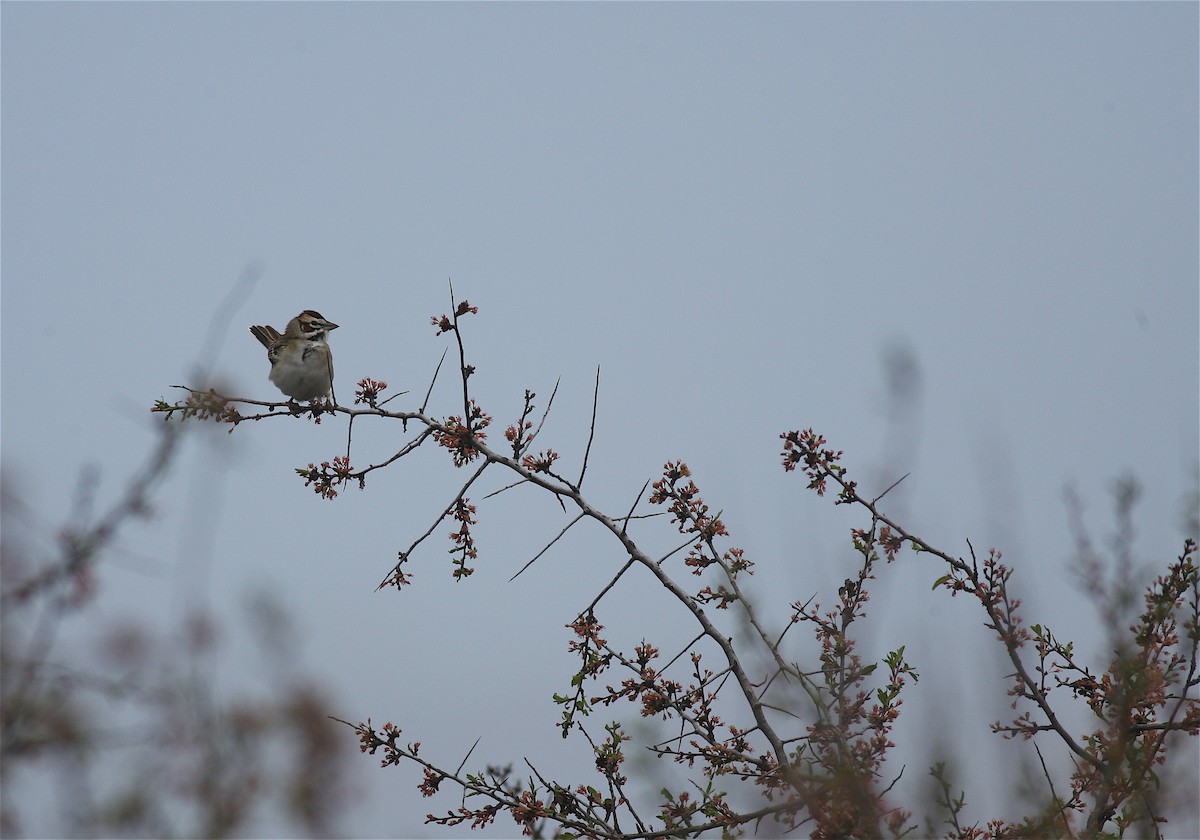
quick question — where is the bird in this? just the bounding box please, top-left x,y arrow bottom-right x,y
249,310 -> 339,402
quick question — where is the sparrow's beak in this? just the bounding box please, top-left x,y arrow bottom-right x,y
327,322 -> 340,330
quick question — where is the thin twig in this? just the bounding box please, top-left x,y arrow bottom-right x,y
483,478 -> 531,500
510,513 -> 585,582
447,279 -> 472,423
1034,740 -> 1075,838
376,460 -> 490,590
615,511 -> 665,525
578,366 -> 601,488
421,348 -> 449,414
873,471 -> 910,505
659,631 -> 708,674
327,345 -> 338,407
621,478 -> 652,538
168,385 -> 290,409
350,428 -> 433,482
880,764 -> 906,796
455,736 -> 482,776
757,701 -> 806,721
656,536 -> 698,567
580,558 -> 636,616
526,377 -> 560,450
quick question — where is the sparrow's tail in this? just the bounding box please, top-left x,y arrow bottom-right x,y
249,324 -> 281,349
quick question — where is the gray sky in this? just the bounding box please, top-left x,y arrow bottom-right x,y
3,3 -> 1197,837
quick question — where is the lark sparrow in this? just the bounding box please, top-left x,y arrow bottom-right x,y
249,310 -> 338,402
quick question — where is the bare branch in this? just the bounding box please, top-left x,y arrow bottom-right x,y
482,478 -> 530,500
581,558 -> 637,617
656,536 -> 698,567
455,735 -> 482,776
526,377 -> 561,451
872,471 -> 910,505
420,348 -> 449,415
350,428 -> 433,482
578,365 -> 601,488
375,460 -> 490,590
1034,739 -> 1075,838
510,513 -> 585,583
621,478 -> 652,538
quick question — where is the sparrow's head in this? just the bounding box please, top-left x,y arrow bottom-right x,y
293,310 -> 339,336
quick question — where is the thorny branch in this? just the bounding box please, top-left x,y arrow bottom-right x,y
153,299 -> 1199,839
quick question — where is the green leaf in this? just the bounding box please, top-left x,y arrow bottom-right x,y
932,574 -> 951,590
